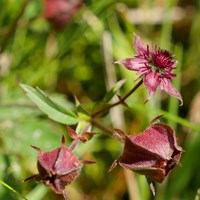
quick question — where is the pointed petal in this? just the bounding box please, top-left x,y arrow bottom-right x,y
144,72 -> 160,102
119,135 -> 163,169
130,123 -> 177,160
54,146 -> 82,175
38,148 -> 60,172
114,58 -> 147,72
133,33 -> 147,54
160,78 -> 183,105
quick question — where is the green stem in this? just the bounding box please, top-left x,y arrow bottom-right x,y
92,79 -> 143,117
91,119 -> 114,136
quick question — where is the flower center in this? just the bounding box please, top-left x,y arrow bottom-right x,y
151,49 -> 175,72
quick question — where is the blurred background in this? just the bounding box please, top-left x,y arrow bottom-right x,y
0,0 -> 200,199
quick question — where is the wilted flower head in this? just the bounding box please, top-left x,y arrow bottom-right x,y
115,34 -> 183,105
24,136 -> 93,195
43,0 -> 82,31
110,116 -> 183,195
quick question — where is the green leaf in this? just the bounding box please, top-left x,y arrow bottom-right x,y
74,96 -> 91,122
0,179 -> 28,200
103,79 -> 126,103
20,84 -> 78,125
25,185 -> 48,200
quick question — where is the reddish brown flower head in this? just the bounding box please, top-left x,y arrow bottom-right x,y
110,116 -> 183,195
115,34 -> 183,105
24,136 -> 92,195
43,0 -> 82,31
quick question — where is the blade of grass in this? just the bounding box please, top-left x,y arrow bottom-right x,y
129,103 -> 200,132
160,0 -> 178,49
25,185 -> 48,200
0,179 -> 28,200
168,44 -> 183,129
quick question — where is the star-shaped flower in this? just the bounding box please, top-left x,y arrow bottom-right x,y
115,34 -> 183,105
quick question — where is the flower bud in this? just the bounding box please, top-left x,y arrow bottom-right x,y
25,136 -> 84,194
110,116 -> 183,195
43,0 -> 83,31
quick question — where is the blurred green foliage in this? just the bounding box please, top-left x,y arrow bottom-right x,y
0,0 -> 200,199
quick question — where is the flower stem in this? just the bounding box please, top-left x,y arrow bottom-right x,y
91,119 -> 114,137
92,79 -> 143,118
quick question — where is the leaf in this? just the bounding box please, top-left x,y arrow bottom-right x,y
103,79 -> 126,103
74,96 -> 91,122
25,184 -> 48,200
20,84 -> 78,125
0,179 -> 28,200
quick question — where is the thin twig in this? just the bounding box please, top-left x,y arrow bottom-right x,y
92,79 -> 143,118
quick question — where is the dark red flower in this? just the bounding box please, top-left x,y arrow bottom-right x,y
110,116 -> 183,195
43,0 -> 82,31
24,136 -> 93,195
114,34 -> 183,105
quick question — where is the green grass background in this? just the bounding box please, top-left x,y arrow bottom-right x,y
0,0 -> 200,199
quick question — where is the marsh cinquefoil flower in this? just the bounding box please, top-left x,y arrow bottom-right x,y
115,34 -> 183,105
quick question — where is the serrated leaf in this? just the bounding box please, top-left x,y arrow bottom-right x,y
20,84 -> 78,125
103,79 -> 126,103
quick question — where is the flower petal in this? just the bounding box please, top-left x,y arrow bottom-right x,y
160,78 -> 183,105
133,33 -> 147,54
130,123 -> 180,160
54,145 -> 82,175
144,72 -> 160,102
115,58 -> 147,72
38,148 -> 60,172
119,134 -> 163,169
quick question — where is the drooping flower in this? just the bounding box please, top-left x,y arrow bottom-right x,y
115,34 -> 183,105
109,116 -> 183,195
24,136 -> 94,196
43,0 -> 83,31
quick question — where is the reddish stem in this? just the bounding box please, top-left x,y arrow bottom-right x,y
92,79 -> 143,118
